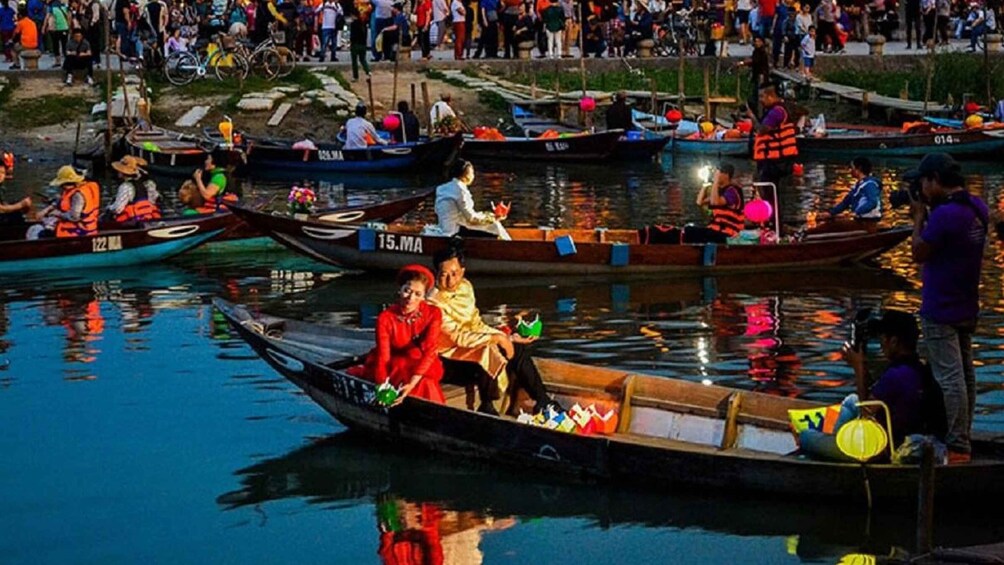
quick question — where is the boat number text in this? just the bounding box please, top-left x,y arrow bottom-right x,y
933,135 -> 958,145
330,371 -> 375,406
92,235 -> 123,253
544,141 -> 570,152
317,150 -> 345,161
377,233 -> 423,254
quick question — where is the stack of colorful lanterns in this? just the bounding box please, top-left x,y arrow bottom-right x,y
516,403 -> 619,435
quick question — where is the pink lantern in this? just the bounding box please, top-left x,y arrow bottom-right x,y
579,97 -> 596,113
382,114 -> 401,131
792,163 -> 804,176
744,199 -> 773,224
665,109 -> 683,123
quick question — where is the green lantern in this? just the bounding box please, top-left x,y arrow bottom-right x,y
516,315 -> 543,338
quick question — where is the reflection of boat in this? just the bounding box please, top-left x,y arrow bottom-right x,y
0,214 -> 233,274
512,106 -> 670,162
235,134 -> 463,174
228,205 -> 911,275
216,299 -> 1004,503
460,130 -> 623,162
216,433 -> 1004,553
798,125 -> 1004,159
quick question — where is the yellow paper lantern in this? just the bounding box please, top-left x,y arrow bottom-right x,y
836,418 -> 888,462
838,554 -> 876,565
964,114 -> 984,129
699,121 -> 715,135
219,120 -> 233,145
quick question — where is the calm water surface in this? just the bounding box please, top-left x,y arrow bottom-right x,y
2,155 -> 1004,564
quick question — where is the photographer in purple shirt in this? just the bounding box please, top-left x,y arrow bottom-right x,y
906,153 -> 988,464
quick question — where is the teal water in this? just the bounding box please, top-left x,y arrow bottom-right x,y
1,155 -> 1003,564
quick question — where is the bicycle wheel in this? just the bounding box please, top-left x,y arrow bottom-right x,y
274,45 -> 296,78
165,51 -> 199,86
252,48 -> 281,79
212,50 -> 250,81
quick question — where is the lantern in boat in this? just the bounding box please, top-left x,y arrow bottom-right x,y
744,199 -> 773,224
964,101 -> 981,115
382,114 -> 401,131
218,119 -> 233,147
491,200 -> 511,219
516,315 -> 543,338
836,417 -> 888,462
736,120 -> 753,134
699,121 -> 714,135
965,114 -> 984,129
792,163 -> 804,176
579,96 -> 596,113
665,109 -> 683,123
375,382 -> 400,406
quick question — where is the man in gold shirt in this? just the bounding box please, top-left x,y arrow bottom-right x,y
428,244 -> 558,416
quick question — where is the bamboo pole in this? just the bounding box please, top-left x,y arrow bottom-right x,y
703,65 -> 711,119
411,83 -> 417,113
421,81 -> 431,129
117,56 -> 132,127
367,76 -> 376,120
649,77 -> 656,114
578,0 -> 586,95
392,55 -> 400,110
677,48 -> 685,108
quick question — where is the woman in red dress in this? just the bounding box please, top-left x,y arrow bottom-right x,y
352,265 -> 445,404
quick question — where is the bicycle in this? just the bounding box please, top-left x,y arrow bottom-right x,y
236,28 -> 296,80
163,34 -> 250,86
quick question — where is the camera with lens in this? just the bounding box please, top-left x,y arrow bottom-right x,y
849,308 -> 881,352
889,178 -> 922,209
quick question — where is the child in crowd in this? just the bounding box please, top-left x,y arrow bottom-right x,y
800,25 -> 816,79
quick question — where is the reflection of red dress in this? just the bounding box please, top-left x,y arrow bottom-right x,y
378,504 -> 444,565
351,302 -> 445,403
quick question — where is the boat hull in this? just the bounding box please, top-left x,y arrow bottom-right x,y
461,131 -> 622,162
229,206 -> 911,276
239,135 -> 462,173
669,134 -> 749,156
798,128 -> 1004,159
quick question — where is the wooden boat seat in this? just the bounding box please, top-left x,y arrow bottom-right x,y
509,228 -> 640,245
803,230 -> 869,241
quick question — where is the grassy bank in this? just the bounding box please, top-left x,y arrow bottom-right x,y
1,92 -> 93,129
823,52 -> 1004,103
504,64 -> 748,99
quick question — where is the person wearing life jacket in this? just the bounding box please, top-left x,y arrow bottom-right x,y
192,153 -> 237,214
816,156 -> 882,234
42,166 -> 100,238
747,83 -> 799,186
106,155 -> 162,224
694,163 -> 745,242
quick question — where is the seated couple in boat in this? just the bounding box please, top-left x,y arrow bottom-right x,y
350,247 -> 560,415
638,163 -> 746,245
427,159 -> 511,240
799,310 -> 947,462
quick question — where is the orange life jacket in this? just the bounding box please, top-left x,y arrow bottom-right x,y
55,182 -> 100,238
752,105 -> 799,162
195,191 -> 238,214
114,184 -> 162,223
707,185 -> 745,237
2,152 -> 13,173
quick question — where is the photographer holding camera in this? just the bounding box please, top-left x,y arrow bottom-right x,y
906,152 -> 988,464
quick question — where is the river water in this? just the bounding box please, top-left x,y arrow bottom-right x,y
1,154 -> 1003,564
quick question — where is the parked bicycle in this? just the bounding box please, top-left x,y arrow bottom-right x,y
163,34 -> 250,86
237,28 -> 296,80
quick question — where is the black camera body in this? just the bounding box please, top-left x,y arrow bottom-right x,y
889,178 -> 922,209
849,308 -> 881,352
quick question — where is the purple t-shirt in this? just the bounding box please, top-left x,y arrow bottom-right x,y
871,362 -> 925,443
920,194 -> 988,325
761,105 -> 787,129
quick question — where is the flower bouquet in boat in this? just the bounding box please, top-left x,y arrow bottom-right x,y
287,185 -> 316,218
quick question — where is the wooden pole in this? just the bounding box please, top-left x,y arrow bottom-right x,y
392,55 -> 400,110
703,65 -> 711,119
117,56 -> 132,127
421,81 -> 431,129
578,0 -> 586,95
411,83 -> 417,114
861,91 -> 870,120
916,440 -> 936,555
104,16 -> 112,164
677,49 -> 685,107
924,49 -> 934,115
367,76 -> 376,120
555,64 -> 564,122
649,78 -> 656,114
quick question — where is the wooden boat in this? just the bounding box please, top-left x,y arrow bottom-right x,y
0,214 -> 234,274
123,126 -> 240,176
215,299 -> 1004,502
797,125 -> 1004,159
512,106 -> 670,162
460,129 -> 623,162
631,109 -> 749,157
227,205 -> 911,275
235,134 -> 463,174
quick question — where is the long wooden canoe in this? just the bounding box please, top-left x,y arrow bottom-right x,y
215,299 -> 1004,502
227,205 -> 911,275
0,214 -> 235,274
123,126 -> 241,176
512,106 -> 671,161
798,126 -> 1004,159
460,130 -> 623,162
237,134 -> 463,174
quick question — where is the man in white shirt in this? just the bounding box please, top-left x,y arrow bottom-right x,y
435,159 -> 510,239
343,104 -> 388,150
315,0 -> 342,62
430,93 -> 457,128
432,0 -> 450,46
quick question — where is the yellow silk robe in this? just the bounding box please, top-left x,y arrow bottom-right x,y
427,279 -> 509,392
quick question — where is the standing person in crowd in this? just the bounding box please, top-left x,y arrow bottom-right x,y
904,0 -> 921,48
781,4 -> 800,68
770,0 -> 790,66
45,0 -> 71,68
451,0 -> 466,58
474,0 -> 500,58
758,0 -> 776,39
582,11 -> 604,55
935,0 -> 950,45
432,0 -> 450,49
347,11 -> 370,80
560,0 -> 575,57
735,0 -> 752,44
143,0 -> 169,51
415,0 -> 433,58
85,0 -> 104,66
500,0 -> 519,57
294,0 -> 316,61
380,2 -> 410,60
8,6 -> 38,69
541,0 -> 564,57
463,0 -> 475,59
921,0 -> 935,44
0,1 -> 15,65
800,24 -> 815,78
62,27 -> 93,84
814,0 -> 840,52
26,0 -> 44,53
228,0 -> 249,36
113,0 -> 132,57
747,83 -> 798,187
907,153 -> 988,464
316,0 -> 342,61
513,1 -> 534,44
370,0 -> 395,61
